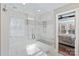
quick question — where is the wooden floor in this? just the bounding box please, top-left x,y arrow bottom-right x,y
59,43 -> 75,56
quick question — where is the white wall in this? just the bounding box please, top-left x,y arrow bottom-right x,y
1,4 -> 10,55
0,4 -> 1,55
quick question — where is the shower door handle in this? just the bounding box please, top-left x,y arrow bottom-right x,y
32,34 -> 35,40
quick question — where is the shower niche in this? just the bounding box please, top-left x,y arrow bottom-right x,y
56,9 -> 79,56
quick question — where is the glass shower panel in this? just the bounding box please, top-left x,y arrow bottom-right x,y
9,17 -> 25,36
9,16 -> 27,56
27,19 -> 36,40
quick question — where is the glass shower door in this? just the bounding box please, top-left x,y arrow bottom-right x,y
9,16 -> 27,56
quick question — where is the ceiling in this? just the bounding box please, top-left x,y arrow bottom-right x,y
6,3 -> 68,14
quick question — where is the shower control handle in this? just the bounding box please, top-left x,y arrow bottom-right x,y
32,34 -> 35,40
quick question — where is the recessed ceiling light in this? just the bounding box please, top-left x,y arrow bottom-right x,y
22,3 -> 26,5
37,10 -> 40,12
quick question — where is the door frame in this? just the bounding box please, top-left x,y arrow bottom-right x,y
56,8 -> 79,56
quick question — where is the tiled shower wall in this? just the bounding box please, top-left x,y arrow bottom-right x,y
36,11 -> 56,48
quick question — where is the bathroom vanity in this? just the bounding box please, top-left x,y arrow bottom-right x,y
56,8 -> 79,56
